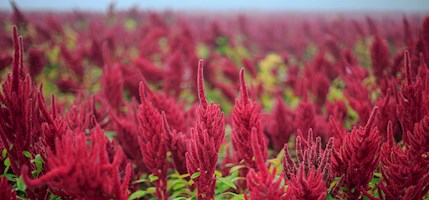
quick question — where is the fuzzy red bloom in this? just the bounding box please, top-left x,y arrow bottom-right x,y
396,51 -> 427,144
246,128 -> 283,199
186,60 -> 225,200
232,68 -> 266,169
371,34 -> 390,83
111,101 -> 148,173
22,125 -> 132,200
102,45 -> 124,112
140,78 -> 186,133
137,82 -> 169,199
27,48 -> 45,78
0,26 -> 36,174
332,107 -> 381,199
284,165 -> 327,200
162,113 -> 189,175
0,177 -> 16,200
265,95 -> 294,152
283,129 -> 335,196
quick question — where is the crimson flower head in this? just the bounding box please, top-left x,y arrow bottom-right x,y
0,177 -> 16,200
370,34 -> 390,83
232,68 -> 266,169
284,165 -> 327,200
101,44 -> 124,112
396,51 -> 426,144
265,95 -> 294,152
22,124 -> 132,200
283,130 -> 334,181
137,81 -> 169,199
332,107 -> 381,199
0,26 -> 37,175
186,60 -> 225,200
246,128 -> 283,200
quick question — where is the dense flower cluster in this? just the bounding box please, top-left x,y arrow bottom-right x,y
0,5 -> 429,199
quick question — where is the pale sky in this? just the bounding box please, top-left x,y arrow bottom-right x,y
1,0 -> 429,12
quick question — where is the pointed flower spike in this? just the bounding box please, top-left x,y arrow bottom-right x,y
12,26 -> 21,92
386,121 -> 394,147
239,68 -> 249,105
197,59 -> 208,107
138,81 -> 147,103
404,50 -> 412,85
363,106 -> 378,137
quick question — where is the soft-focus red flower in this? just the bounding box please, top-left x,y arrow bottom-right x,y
0,177 -> 16,200
246,128 -> 283,199
265,95 -> 294,152
371,34 -> 390,84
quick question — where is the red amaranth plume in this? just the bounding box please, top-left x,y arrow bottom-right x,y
283,129 -> 336,196
378,121 -> 429,200
332,107 -> 381,199
232,68 -> 266,169
37,86 -> 68,154
371,34 -> 390,84
22,125 -> 132,200
110,101 -> 148,173
265,95 -> 294,152
0,26 -> 35,174
101,43 -> 124,112
186,60 -> 225,200
396,50 -> 426,144
10,1 -> 27,28
0,177 -> 16,200
140,77 -> 186,133
246,128 -> 283,199
28,48 -> 45,78
294,83 -> 317,135
162,113 -> 188,175
137,82 -> 169,199
284,165 -> 327,200
135,57 -> 164,83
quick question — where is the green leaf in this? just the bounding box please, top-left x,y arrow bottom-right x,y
146,187 -> 156,193
23,151 -> 31,158
170,173 -> 190,179
228,165 -> 246,174
216,192 -> 244,200
188,179 -> 195,186
1,148 -> 6,158
34,154 -> 44,174
214,170 -> 223,178
128,190 -> 148,200
148,174 -> 159,182
16,176 -> 27,192
49,194 -> 62,200
171,197 -> 189,200
217,177 -> 237,190
4,173 -> 17,181
132,178 -> 148,184
3,165 -> 10,175
267,158 -> 281,166
327,194 -> 334,200
168,178 -> 189,191
191,172 -> 200,179
4,157 -> 10,167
